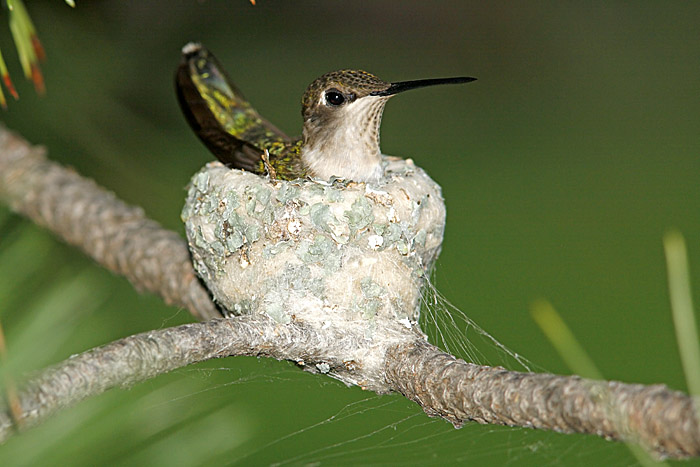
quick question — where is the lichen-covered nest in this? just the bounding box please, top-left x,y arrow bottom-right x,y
183,157 -> 446,337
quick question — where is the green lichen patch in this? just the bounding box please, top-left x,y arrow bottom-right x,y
263,241 -> 290,258
344,196 -> 374,236
275,183 -> 301,204
262,291 -> 290,324
244,184 -> 272,214
281,264 -> 326,297
382,222 -> 403,247
310,203 -> 335,233
220,191 -> 240,218
218,211 -> 259,252
260,264 -> 328,323
323,185 -> 345,202
356,277 -> 386,322
310,203 -> 350,244
295,234 -> 341,271
193,170 -> 210,192
412,229 -> 427,248
395,239 -> 409,256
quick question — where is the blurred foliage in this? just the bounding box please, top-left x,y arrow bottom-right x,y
0,0 -> 50,107
0,1 -> 699,465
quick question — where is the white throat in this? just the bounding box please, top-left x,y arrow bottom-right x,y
301,96 -> 388,183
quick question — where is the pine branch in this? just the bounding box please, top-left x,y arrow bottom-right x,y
0,125 -> 697,459
0,126 -> 219,321
386,340 -> 699,459
0,316 -> 324,442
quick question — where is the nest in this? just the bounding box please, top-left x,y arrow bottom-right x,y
183,157 -> 446,388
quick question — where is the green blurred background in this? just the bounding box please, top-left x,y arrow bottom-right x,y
1,1 -> 699,465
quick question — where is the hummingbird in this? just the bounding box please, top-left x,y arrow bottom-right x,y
175,43 -> 475,183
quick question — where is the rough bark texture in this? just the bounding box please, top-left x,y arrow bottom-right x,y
0,128 -> 220,320
0,316 -> 366,443
385,340 -> 700,459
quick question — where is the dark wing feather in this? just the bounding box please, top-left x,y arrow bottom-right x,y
175,44 -> 292,172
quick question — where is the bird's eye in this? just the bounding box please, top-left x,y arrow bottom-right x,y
325,90 -> 345,106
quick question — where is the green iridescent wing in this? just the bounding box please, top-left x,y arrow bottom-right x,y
175,43 -> 302,178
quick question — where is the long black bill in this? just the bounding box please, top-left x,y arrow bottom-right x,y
370,76 -> 476,97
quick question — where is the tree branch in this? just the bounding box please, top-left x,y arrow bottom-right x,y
386,340 -> 700,459
0,316 -> 327,443
0,126 -> 219,321
0,125 -> 698,459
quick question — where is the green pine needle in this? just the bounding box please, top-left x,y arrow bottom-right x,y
663,231 -> 700,400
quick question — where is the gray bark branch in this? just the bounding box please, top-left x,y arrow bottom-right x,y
0,127 -> 220,321
0,316 -> 326,443
0,125 -> 697,459
385,340 -> 700,459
